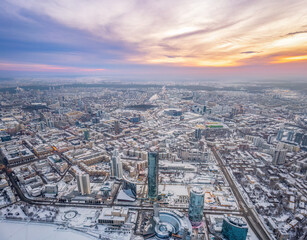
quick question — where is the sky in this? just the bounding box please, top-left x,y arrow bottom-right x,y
0,0 -> 307,82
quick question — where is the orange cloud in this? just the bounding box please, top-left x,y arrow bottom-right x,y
5,0 -> 307,69
271,55 -> 307,64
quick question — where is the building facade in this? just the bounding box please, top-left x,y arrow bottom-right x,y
188,187 -> 204,226
77,174 -> 91,195
111,149 -> 123,179
273,149 -> 287,165
148,152 -> 159,201
222,216 -> 248,240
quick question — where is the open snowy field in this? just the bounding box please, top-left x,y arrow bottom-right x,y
0,221 -> 97,240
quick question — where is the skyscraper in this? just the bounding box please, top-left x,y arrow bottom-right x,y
276,129 -> 284,141
222,216 -> 248,240
114,120 -> 121,135
272,149 -> 287,165
287,131 -> 294,141
195,128 -> 202,140
148,152 -> 159,201
188,187 -> 204,226
111,149 -> 123,179
84,129 -> 90,141
77,174 -> 91,195
294,132 -> 303,144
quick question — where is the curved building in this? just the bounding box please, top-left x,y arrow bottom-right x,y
123,179 -> 136,199
117,179 -> 137,202
188,187 -> 204,226
222,216 -> 248,240
154,208 -> 192,240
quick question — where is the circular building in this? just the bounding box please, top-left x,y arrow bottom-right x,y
154,209 -> 192,240
222,215 -> 248,240
188,187 -> 204,226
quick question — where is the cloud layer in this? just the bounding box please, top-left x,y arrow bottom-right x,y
0,0 -> 307,79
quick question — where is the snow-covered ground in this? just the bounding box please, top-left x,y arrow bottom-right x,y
0,221 -> 97,240
0,204 -> 134,240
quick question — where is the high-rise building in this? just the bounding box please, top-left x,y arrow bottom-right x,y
267,135 -> 274,144
188,187 -> 204,226
148,152 -> 159,201
276,129 -> 284,141
222,216 -> 248,240
40,121 -> 45,131
114,120 -> 121,135
195,128 -> 202,140
46,118 -> 54,128
77,174 -> 91,195
287,131 -> 294,141
302,134 -> 307,147
111,150 -> 123,179
84,129 -> 90,141
273,149 -> 287,165
253,137 -> 264,148
294,132 -> 303,144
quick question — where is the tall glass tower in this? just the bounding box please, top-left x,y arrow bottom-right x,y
148,152 -> 158,201
222,216 -> 248,240
188,187 -> 204,226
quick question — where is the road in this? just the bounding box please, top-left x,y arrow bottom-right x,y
4,148 -> 273,240
211,147 -> 273,240
5,167 -> 243,217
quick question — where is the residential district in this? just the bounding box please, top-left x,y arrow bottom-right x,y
0,84 -> 306,240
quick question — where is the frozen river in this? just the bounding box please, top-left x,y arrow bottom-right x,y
0,221 -> 97,240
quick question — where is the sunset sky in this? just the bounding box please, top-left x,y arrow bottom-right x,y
0,0 -> 307,81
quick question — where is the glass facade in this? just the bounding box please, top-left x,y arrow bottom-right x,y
84,130 -> 90,141
222,216 -> 248,240
276,129 -> 284,141
123,180 -> 137,199
148,152 -> 158,200
188,187 -> 204,225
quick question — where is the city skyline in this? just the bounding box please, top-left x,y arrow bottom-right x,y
0,1 -> 307,240
0,0 -> 307,81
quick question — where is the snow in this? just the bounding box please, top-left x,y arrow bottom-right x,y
0,221 -> 97,240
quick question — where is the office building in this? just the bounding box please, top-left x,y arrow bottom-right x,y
222,216 -> 248,240
111,149 -> 123,179
287,131 -> 294,141
77,174 -> 91,195
267,135 -> 274,144
273,149 -> 287,165
253,137 -> 264,148
195,128 -> 202,140
188,187 -> 204,226
84,129 -> 90,141
148,152 -> 159,201
114,120 -> 121,135
294,132 -> 303,144
276,129 -> 284,141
